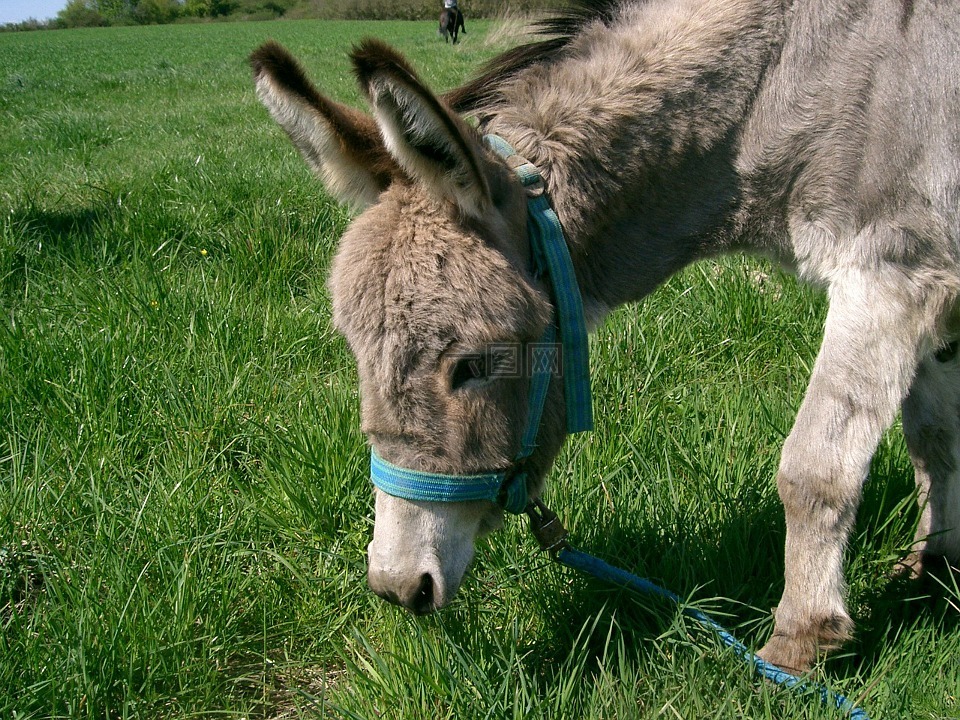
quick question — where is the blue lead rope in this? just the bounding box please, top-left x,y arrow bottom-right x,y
527,502 -> 870,720
558,549 -> 869,719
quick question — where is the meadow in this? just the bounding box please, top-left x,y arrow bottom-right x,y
1,17 -> 958,720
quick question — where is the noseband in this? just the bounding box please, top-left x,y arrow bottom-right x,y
369,134 -> 594,513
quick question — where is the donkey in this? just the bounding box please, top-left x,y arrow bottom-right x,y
439,7 -> 466,44
251,0 -> 960,674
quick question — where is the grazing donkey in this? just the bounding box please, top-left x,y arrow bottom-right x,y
251,0 -> 960,674
439,7 -> 466,44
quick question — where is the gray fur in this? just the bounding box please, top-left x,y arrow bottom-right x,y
252,0 -> 960,671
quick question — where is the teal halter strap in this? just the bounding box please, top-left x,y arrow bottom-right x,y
369,135 -> 593,514
484,134 -> 594,434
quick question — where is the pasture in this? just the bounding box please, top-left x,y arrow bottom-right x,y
1,17 -> 958,720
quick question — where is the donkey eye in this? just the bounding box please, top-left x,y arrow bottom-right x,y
451,355 -> 487,390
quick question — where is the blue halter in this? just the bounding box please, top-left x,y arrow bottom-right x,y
369,134 -> 593,514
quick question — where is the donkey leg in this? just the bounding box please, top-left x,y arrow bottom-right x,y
901,339 -> 960,576
757,269 -> 944,673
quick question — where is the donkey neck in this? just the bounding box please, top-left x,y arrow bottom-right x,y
480,0 -> 785,316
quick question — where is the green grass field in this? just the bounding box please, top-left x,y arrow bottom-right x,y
2,18 -> 958,720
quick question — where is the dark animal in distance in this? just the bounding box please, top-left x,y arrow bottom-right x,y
439,7 -> 465,44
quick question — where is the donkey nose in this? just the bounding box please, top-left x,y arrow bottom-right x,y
368,569 -> 440,615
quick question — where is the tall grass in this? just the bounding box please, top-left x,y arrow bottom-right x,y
1,18 -> 958,720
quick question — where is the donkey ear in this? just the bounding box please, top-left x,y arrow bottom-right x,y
251,41 -> 400,208
351,39 -> 492,217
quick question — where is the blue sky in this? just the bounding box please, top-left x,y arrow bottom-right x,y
1,0 -> 68,24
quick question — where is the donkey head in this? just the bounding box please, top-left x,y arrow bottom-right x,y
251,40 -> 568,613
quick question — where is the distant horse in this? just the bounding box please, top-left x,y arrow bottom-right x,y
252,0 -> 960,677
439,7 -> 465,44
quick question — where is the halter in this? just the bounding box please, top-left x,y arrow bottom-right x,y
369,134 -> 593,514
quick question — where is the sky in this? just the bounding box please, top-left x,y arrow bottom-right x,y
0,0 -> 68,24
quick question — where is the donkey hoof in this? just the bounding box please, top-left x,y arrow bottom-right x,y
894,551 -> 926,580
757,633 -> 817,675
757,615 -> 852,675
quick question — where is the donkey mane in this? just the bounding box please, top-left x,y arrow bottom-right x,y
445,0 -> 630,113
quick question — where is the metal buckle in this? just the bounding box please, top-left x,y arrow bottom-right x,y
525,498 -> 569,554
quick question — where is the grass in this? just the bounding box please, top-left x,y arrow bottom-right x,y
1,17 -> 959,720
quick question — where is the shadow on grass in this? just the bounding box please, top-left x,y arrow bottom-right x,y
843,451 -> 960,676
464,449 -> 959,691
8,205 -> 116,251
852,559 -> 960,669
3,205 -> 120,300
443,496 -> 791,683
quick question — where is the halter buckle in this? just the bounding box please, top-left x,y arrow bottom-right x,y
526,498 -> 569,554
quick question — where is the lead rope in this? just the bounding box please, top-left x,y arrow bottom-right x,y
526,500 -> 871,720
